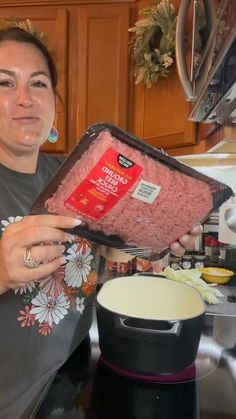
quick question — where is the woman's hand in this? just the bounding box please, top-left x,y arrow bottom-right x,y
0,214 -> 81,294
100,225 -> 203,263
169,225 -> 203,257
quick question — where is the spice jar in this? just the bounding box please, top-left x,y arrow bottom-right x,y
194,255 -> 205,269
181,255 -> 193,270
135,257 -> 152,272
116,262 -> 131,274
107,260 -> 117,271
169,254 -> 181,270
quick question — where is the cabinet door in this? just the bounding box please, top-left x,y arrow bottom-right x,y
0,7 -> 68,153
132,78 -> 196,150
74,4 -> 131,142
131,0 -> 196,150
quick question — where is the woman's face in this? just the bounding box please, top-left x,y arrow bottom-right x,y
0,40 -> 56,153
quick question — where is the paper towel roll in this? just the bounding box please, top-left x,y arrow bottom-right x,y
219,197 -> 236,245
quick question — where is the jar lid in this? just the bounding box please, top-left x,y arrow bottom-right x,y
194,255 -> 205,260
169,254 -> 181,262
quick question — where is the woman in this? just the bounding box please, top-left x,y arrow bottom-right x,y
0,26 -> 201,419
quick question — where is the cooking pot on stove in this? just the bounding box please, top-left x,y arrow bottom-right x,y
96,275 -> 205,376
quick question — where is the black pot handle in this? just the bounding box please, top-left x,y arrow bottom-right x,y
114,316 -> 183,344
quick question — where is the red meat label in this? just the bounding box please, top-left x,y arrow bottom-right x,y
64,148 -> 143,220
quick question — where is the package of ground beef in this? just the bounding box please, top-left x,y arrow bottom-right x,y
31,123 -> 233,260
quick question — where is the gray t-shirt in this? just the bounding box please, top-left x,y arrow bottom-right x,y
0,153 -> 99,419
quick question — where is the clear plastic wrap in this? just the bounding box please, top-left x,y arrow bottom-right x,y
31,123 -> 233,260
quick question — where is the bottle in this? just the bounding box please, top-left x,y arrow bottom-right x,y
204,236 -> 212,260
218,242 -> 228,267
210,237 -> 219,263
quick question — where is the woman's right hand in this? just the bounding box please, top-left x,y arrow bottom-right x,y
0,214 -> 81,294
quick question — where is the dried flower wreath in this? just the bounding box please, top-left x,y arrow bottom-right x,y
128,0 -> 177,88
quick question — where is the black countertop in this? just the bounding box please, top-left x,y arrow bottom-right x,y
35,281 -> 236,419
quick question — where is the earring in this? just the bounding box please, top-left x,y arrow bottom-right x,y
48,126 -> 58,143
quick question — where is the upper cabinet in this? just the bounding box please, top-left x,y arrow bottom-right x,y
0,0 -> 207,155
0,0 -> 135,154
74,4 -> 132,144
132,73 -> 196,150
131,0 -> 197,151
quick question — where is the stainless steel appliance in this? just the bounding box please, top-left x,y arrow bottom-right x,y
176,0 -> 236,125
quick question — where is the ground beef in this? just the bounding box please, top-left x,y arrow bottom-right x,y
45,130 -> 213,253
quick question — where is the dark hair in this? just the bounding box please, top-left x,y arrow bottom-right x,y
0,27 -> 57,94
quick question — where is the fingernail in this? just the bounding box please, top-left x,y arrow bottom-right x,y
170,243 -> 184,257
70,218 -> 82,226
191,225 -> 202,235
180,235 -> 189,245
170,242 -> 180,252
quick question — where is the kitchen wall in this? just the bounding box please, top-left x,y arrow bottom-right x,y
177,154 -> 236,193
193,166 -> 236,193
177,156 -> 236,251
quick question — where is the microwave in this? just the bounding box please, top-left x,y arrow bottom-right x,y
176,0 -> 236,125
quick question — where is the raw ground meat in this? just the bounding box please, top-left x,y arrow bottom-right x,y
45,130 -> 213,253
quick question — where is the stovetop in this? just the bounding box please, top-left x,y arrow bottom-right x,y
35,287 -> 236,419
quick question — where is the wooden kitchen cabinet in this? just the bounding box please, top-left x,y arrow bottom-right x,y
132,75 -> 196,150
0,0 -> 135,154
0,0 -> 198,155
131,0 -> 197,151
73,4 -> 132,147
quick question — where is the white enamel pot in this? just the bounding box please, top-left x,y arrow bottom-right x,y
96,275 -> 205,375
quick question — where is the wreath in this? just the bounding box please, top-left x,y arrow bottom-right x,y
128,0 -> 177,88
128,0 -> 223,89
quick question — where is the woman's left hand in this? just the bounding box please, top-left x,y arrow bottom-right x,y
100,225 -> 203,262
169,225 -> 203,257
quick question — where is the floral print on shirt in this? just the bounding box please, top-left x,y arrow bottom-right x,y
1,216 -> 98,336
